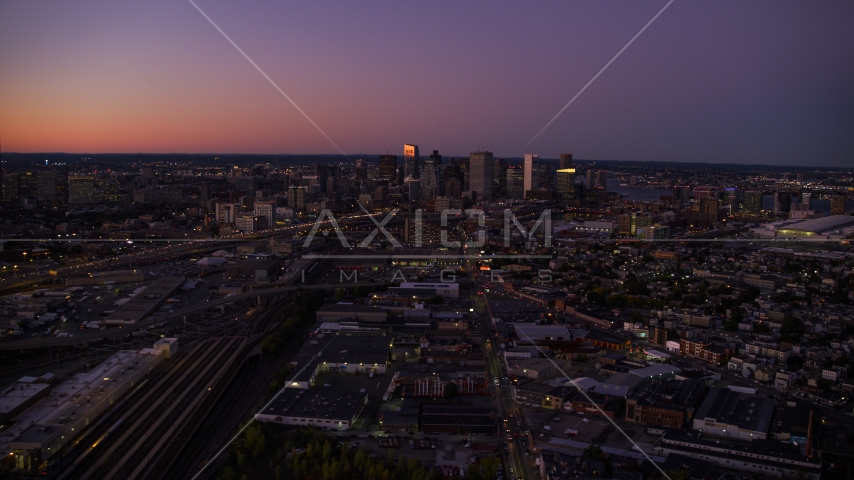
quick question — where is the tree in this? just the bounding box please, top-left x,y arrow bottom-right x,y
787,355 -> 805,370
582,444 -> 605,460
443,382 -> 459,400
781,315 -> 805,337
660,469 -> 691,480
754,322 -> 771,334
478,457 -> 501,480
816,378 -> 832,390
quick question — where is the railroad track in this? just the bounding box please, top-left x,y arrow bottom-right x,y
73,337 -> 245,480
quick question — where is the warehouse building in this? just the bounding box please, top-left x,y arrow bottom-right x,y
254,388 -> 368,431
316,304 -> 389,323
102,276 -> 185,325
692,387 -> 775,440
5,349 -> 163,470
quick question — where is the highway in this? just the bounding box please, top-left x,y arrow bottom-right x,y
0,280 -> 378,350
0,212 -> 371,294
470,276 -> 536,480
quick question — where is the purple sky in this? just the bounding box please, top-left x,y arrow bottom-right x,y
1,1 -> 853,166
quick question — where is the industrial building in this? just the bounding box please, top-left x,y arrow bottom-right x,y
287,335 -> 390,389
420,404 -> 495,435
315,304 -> 389,323
389,282 -> 460,298
0,376 -> 53,425
4,349 -> 163,470
692,387 -> 775,440
660,431 -> 820,480
625,378 -> 706,428
254,388 -> 368,430
102,276 -> 185,325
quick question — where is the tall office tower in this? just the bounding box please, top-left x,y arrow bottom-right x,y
37,168 -> 59,202
254,201 -> 275,227
215,202 -> 235,224
585,169 -> 595,190
538,165 -> 556,193
693,186 -> 718,200
317,164 -> 340,193
408,178 -> 422,202
743,191 -> 762,215
404,144 -> 420,179
378,155 -> 398,182
200,182 -> 209,203
556,165 -> 577,198
355,165 -> 367,182
723,187 -> 740,210
559,153 -> 573,170
596,170 -> 608,189
421,151 -> 442,200
493,158 -> 508,198
458,157 -> 470,191
141,166 -> 155,182
673,186 -> 692,202
288,186 -> 306,211
68,175 -> 95,205
831,196 -> 846,215
704,199 -> 720,223
523,154 -> 539,197
506,166 -> 524,199
444,177 -> 462,198
1,171 -> 18,204
17,171 -> 37,199
469,151 -> 494,201
800,192 -> 811,211
774,192 -> 791,214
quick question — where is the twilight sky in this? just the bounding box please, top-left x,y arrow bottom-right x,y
1,1 -> 853,166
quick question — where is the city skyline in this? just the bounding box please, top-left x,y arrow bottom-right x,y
1,2 -> 853,166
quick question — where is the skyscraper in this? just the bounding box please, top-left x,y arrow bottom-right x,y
559,153 -> 573,170
596,170 -> 608,189
421,150 -> 442,200
585,169 -> 595,190
378,155 -> 398,182
404,144 -> 420,179
506,166 -> 524,199
215,202 -> 235,224
538,165 -> 556,193
254,201 -> 275,227
288,186 -> 306,211
831,196 -> 846,215
703,199 -> 720,224
556,167 -> 577,198
408,178 -> 422,202
523,154 -> 539,197
68,175 -> 95,205
494,158 -> 508,198
743,191 -> 762,215
37,168 -> 60,203
469,151 -> 494,201
774,192 -> 791,214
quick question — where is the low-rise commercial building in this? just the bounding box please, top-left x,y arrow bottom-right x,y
692,387 -> 775,440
